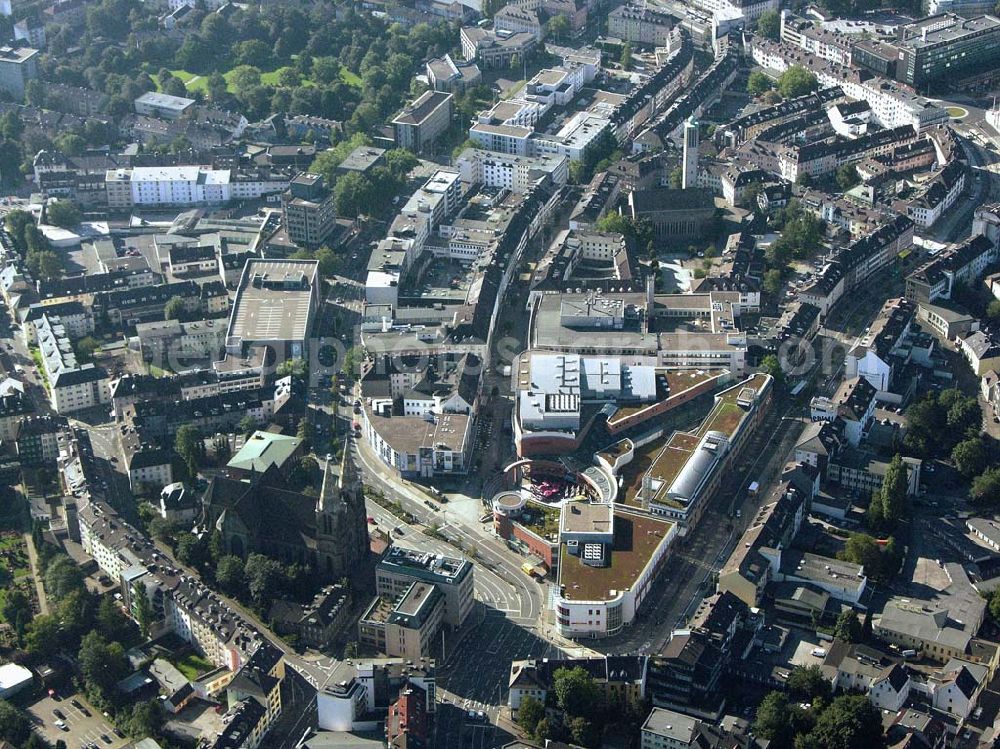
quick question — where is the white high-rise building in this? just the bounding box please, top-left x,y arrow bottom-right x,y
682,116 -> 699,189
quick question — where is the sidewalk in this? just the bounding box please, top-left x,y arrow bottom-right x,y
23,531 -> 48,615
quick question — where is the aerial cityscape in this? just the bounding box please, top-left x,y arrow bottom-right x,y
0,0 -> 999,747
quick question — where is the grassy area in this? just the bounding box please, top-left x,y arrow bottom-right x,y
339,68 -> 362,87
163,65 -> 361,95
174,652 -> 215,680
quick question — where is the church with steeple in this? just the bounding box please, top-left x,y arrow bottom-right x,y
201,450 -> 371,585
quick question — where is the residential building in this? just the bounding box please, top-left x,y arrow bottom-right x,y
960,330 -> 1000,376
36,313 -> 109,414
268,585 -> 350,650
0,45 -> 38,98
14,415 -> 65,465
608,4 -> 676,46
509,656 -> 647,713
107,166 -> 232,207
641,707 -> 756,748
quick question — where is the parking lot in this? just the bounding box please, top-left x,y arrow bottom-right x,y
27,693 -> 128,749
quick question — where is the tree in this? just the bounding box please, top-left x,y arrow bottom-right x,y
762,269 -> 783,296
148,517 -> 178,543
229,64 -> 262,93
46,200 -> 81,228
619,41 -> 632,71
45,555 -> 84,600
761,354 -> 783,382
244,554 -> 284,608
296,417 -> 315,449
568,715 -> 598,747
778,66 -> 818,98
972,467 -> 1000,505
25,614 -> 61,657
311,56 -> 342,85
989,587 -> 1000,627
953,436 -> 988,479
552,666 -> 599,717
216,555 -> 245,594
787,666 -> 832,704
834,610 -> 862,643
125,700 -> 164,739
27,250 -> 63,282
238,415 -> 258,438
333,171 -> 371,217
754,693 -> 797,746
278,66 -> 302,88
807,695 -> 885,749
135,590 -> 153,639
164,295 -> 187,321
518,695 -> 545,736
176,532 -> 208,568
0,700 -> 31,746
207,71 -> 230,103
175,424 -> 204,479
669,166 -> 683,189
75,336 -> 100,364
1,589 -> 29,626
836,164 -> 860,191
97,596 -> 133,644
53,133 -> 86,157
277,358 -> 307,378
841,533 -> 884,580
546,13 -> 569,41
988,299 -> 1000,323
757,9 -> 781,39
78,631 -> 129,697
878,454 -> 907,526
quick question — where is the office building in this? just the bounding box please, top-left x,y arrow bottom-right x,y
895,13 -> 1000,89
391,90 -> 453,153
134,91 -> 196,119
281,173 -> 336,248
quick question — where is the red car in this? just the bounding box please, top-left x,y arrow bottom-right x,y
367,516 -> 376,524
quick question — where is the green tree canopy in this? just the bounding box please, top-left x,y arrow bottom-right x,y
175,424 -> 204,479
517,695 -> 545,736
972,467 -> 1000,505
834,610 -> 862,643
757,9 -> 780,38
216,554 -> 246,594
164,295 -> 187,321
552,666 -> 600,717
807,695 -> 884,749
778,65 -> 818,98
787,665 -> 832,704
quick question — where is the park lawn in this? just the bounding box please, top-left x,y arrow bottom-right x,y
167,69 -> 208,93
158,64 -> 362,94
339,68 -> 362,87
